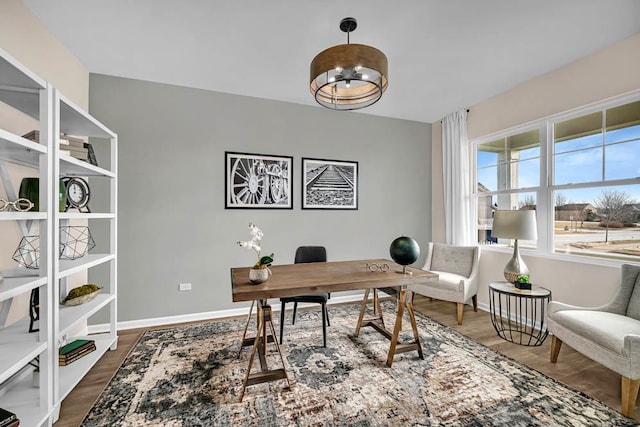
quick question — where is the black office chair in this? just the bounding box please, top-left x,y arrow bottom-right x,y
279,246 -> 330,347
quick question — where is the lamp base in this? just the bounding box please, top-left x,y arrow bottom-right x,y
504,239 -> 529,284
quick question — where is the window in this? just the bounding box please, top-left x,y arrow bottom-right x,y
474,95 -> 640,262
476,129 -> 540,248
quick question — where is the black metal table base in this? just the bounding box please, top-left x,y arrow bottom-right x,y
489,282 -> 551,346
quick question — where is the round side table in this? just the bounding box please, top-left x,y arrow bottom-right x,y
488,281 -> 552,346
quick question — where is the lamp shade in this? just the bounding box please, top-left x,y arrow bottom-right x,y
492,210 -> 538,241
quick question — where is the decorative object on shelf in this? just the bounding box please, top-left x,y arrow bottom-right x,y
86,143 -> 99,166
237,223 -> 274,284
514,274 -> 532,291
60,283 -> 102,306
310,17 -> 388,111
29,288 -> 39,333
0,197 -> 34,212
225,152 -> 292,209
62,176 -> 91,212
58,339 -> 96,366
59,226 -> 96,260
0,407 -> 17,427
302,158 -> 358,210
389,236 -> 420,275
12,235 -> 40,269
366,263 -> 390,272
18,177 -> 67,212
492,210 -> 538,283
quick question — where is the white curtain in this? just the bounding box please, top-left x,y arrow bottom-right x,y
442,109 -> 473,245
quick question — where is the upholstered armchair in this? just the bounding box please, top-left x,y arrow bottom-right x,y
409,242 -> 481,324
547,264 -> 640,417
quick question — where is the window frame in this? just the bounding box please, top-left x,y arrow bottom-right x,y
472,90 -> 640,265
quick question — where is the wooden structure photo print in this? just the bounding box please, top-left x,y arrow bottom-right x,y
225,152 -> 293,209
302,158 -> 358,209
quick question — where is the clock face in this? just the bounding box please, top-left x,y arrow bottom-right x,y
68,182 -> 85,204
63,177 -> 90,211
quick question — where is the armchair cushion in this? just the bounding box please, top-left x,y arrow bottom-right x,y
550,309 -> 638,355
428,271 -> 465,293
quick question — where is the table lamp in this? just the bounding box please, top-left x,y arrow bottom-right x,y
492,210 -> 538,283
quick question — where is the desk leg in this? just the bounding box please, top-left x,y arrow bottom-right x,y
386,289 -> 423,367
355,288 -> 423,367
239,301 -> 291,402
405,291 -> 424,360
386,292 -> 405,367
354,288 -> 371,337
237,300 -> 255,359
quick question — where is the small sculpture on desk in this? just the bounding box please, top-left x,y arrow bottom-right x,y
389,236 -> 420,275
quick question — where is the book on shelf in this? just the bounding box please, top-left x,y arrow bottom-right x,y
21,129 -> 39,142
60,149 -> 89,160
0,408 -> 17,427
59,344 -> 96,366
59,138 -> 87,149
59,339 -> 95,358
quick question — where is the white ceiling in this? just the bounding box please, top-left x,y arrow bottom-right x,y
23,0 -> 640,123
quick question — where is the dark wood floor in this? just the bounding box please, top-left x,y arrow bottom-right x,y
54,296 -> 639,426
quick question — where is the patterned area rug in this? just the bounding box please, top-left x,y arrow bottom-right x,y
82,302 -> 638,426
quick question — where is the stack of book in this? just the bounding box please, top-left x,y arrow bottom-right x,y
0,408 -> 18,427
22,130 -> 98,166
58,339 -> 96,366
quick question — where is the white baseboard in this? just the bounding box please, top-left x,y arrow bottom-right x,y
88,292 -> 368,334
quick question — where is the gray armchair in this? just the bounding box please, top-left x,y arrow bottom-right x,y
409,242 -> 480,324
547,263 -> 640,417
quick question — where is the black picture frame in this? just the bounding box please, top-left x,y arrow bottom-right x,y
225,151 -> 293,209
302,157 -> 358,210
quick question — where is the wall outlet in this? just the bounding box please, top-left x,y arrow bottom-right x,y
178,283 -> 192,291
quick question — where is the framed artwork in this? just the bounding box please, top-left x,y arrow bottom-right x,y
302,157 -> 358,210
225,152 -> 293,209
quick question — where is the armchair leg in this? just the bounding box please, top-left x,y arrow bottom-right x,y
550,336 -> 562,363
456,303 -> 464,325
621,376 -> 640,418
472,295 -> 478,312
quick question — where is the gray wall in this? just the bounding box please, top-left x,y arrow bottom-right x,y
89,74 -> 432,322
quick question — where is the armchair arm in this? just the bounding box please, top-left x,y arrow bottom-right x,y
548,301 -> 598,315
623,334 -> 640,379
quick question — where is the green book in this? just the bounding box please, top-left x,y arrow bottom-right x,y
59,339 -> 94,356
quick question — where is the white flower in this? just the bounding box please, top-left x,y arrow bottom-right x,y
238,223 -> 274,268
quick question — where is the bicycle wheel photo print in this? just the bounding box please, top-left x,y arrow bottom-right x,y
225,152 -> 293,209
302,157 -> 358,210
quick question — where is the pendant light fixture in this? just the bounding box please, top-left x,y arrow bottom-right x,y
310,17 -> 388,110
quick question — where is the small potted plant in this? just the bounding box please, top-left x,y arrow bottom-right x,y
237,223 -> 274,284
514,274 -> 532,290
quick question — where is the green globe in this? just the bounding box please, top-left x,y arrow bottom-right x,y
389,236 -> 420,266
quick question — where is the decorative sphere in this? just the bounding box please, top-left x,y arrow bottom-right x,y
389,236 -> 420,266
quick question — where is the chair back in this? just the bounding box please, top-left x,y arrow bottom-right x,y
294,246 -> 327,264
427,243 -> 478,278
622,264 -> 640,320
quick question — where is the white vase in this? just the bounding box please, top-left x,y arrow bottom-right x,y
249,267 -> 269,284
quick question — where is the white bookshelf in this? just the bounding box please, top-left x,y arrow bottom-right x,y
0,47 -> 118,426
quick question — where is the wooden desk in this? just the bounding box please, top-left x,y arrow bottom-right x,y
231,259 -> 438,400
